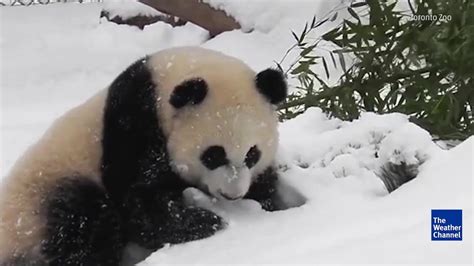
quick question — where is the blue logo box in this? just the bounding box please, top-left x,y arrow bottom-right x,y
431,209 -> 462,241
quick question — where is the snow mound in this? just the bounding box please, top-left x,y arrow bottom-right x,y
140,109 -> 472,264
278,108 -> 437,179
102,0 -> 163,19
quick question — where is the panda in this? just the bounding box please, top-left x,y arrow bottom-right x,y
0,47 -> 288,265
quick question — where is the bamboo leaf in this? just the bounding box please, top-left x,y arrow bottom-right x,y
299,23 -> 308,43
310,15 -> 317,28
351,1 -> 367,8
329,51 -> 337,68
322,27 -> 340,41
322,56 -> 330,79
336,50 -> 347,72
300,44 -> 317,57
291,31 -> 299,42
314,18 -> 329,28
274,61 -> 285,73
348,7 -> 360,21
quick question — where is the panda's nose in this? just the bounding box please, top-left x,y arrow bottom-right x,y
219,191 -> 244,201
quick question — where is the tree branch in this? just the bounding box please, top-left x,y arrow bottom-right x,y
138,0 -> 242,37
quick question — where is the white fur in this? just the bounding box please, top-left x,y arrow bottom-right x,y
0,91 -> 106,259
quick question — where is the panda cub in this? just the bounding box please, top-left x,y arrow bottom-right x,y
0,47 -> 287,265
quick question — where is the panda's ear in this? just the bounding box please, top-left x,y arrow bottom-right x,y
255,68 -> 287,105
169,78 -> 208,108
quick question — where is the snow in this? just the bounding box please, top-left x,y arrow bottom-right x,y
1,2 -> 472,265
0,3 -> 208,176
139,110 -> 472,264
102,0 -> 163,20
378,122 -> 434,165
142,109 -> 470,264
201,0 -> 355,90
203,0 -> 349,32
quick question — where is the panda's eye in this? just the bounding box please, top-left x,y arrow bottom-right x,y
245,145 -> 261,168
200,146 -> 229,170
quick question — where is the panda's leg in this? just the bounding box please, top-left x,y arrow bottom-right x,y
244,167 -> 282,211
42,177 -> 124,266
123,184 -> 223,250
245,167 -> 307,211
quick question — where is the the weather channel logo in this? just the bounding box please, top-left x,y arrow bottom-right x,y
431,209 -> 462,241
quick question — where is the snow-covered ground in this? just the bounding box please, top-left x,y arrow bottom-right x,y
1,2 -> 472,265
102,0 -> 164,19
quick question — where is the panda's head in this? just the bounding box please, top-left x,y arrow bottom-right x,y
150,47 -> 287,200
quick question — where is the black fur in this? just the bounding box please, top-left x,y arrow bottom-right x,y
42,177 -> 123,266
101,58 -> 224,253
169,78 -> 208,108
200,145 -> 228,170
255,69 -> 287,105
123,181 -> 223,250
101,57 -> 171,203
244,145 -> 261,168
244,167 -> 281,211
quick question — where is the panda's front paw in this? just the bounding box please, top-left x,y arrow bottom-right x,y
179,206 -> 225,240
183,187 -> 215,210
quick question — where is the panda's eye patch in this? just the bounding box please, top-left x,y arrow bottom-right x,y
245,145 -> 261,168
200,146 -> 229,170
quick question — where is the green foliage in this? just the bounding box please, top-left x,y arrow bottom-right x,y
279,0 -> 474,140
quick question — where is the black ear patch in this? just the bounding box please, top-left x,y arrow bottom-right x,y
255,69 -> 287,105
169,78 -> 208,108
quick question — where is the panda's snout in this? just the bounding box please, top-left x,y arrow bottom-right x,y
219,190 -> 244,200
208,165 -> 251,201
